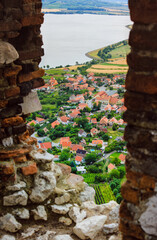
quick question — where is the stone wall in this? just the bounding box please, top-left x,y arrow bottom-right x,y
120,0 -> 157,240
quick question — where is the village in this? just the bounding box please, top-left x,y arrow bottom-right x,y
27,66 -> 127,204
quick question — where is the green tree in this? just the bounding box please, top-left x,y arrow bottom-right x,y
84,152 -> 97,165
109,169 -> 120,179
37,129 -> 45,137
59,150 -> 70,162
117,166 -> 126,178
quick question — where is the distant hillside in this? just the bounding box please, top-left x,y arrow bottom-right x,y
42,0 -> 129,15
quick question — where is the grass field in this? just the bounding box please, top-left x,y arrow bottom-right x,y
109,44 -> 130,59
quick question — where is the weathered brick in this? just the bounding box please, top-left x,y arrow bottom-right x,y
5,87 -> 20,98
126,70 -> 157,94
120,219 -> 145,240
18,68 -> 45,83
4,65 -> 22,78
31,78 -> 45,89
21,162 -> 38,175
0,20 -> 22,31
18,48 -> 44,61
129,24 -> 157,51
0,105 -> 22,119
121,181 -> 139,204
14,155 -> 27,163
0,100 -> 8,108
120,200 -> 133,221
0,146 -> 32,159
21,14 -> 44,26
12,123 -> 26,135
129,0 -> 157,24
1,116 -> 24,127
7,96 -> 23,106
0,162 -> 15,175
139,175 -> 155,190
19,82 -> 32,96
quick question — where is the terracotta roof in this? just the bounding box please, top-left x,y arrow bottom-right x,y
100,116 -> 108,125
117,106 -> 127,113
92,139 -> 103,145
36,117 -> 45,122
60,116 -> 69,123
62,141 -> 72,148
27,120 -> 37,125
60,137 -> 70,144
108,163 -> 115,170
109,117 -> 118,123
40,142 -> 52,150
91,128 -> 99,135
119,154 -> 126,162
75,156 -> 83,162
91,118 -> 97,124
71,144 -> 83,151
51,120 -> 60,128
109,97 -> 119,105
78,103 -> 88,110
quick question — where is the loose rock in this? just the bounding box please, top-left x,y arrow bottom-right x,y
53,235 -> 74,240
13,208 -> 30,219
51,204 -> 72,214
55,193 -> 70,205
6,181 -> 26,192
3,190 -> 28,206
36,231 -> 56,240
32,205 -> 47,221
103,223 -> 119,234
0,40 -> 19,65
73,215 -> 107,240
79,184 -> 95,203
29,150 -> 54,163
59,216 -> 72,226
0,214 -> 22,232
0,235 -> 15,240
69,205 -> 86,223
30,171 -> 56,203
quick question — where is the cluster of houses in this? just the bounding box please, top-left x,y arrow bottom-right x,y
108,153 -> 126,172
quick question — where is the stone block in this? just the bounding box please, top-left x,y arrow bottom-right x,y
0,105 -> 22,119
31,78 -> 45,89
20,90 -> 42,114
20,82 -> 32,96
3,190 -> 28,206
4,65 -> 22,78
18,48 -> 44,61
7,96 -> 23,106
119,200 -> 133,221
14,155 -> 27,163
0,100 -> 8,108
21,162 -> 38,175
119,219 -> 144,239
0,146 -> 32,159
12,123 -> 26,135
0,20 -> 22,31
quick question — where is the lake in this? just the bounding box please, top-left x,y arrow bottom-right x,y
40,14 -> 132,68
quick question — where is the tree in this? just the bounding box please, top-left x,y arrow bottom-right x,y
109,169 -> 120,179
59,150 -> 70,162
84,152 -> 97,165
37,129 -> 45,137
112,123 -> 119,131
111,157 -> 121,166
117,166 -> 126,178
116,194 -> 122,204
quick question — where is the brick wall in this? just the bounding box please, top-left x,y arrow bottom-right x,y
120,0 -> 157,239
0,0 -> 45,183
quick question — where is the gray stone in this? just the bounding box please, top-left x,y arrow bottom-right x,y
55,193 -> 70,205
109,236 -> 119,240
69,205 -> 86,223
36,231 -> 56,240
59,217 -> 72,226
6,181 -> 26,192
3,190 -> 28,206
73,215 -> 107,240
32,205 -> 47,221
139,195 -> 157,236
0,40 -> 19,65
30,172 -> 56,203
53,235 -> 74,240
51,204 -> 72,214
2,137 -> 14,147
13,208 -> 29,220
29,150 -> 54,163
0,235 -> 16,240
79,184 -> 95,203
0,214 -> 22,232
103,223 -> 119,234
21,91 -> 42,115
108,205 -> 120,224
21,226 -> 42,238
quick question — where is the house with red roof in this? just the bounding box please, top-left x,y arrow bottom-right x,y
27,120 -> 37,126
117,106 -> 127,114
108,163 -> 116,172
51,120 -> 60,128
100,116 -> 108,126
117,119 -> 124,125
91,128 -> 99,137
61,141 -> 72,149
91,118 -> 97,124
75,156 -> 83,165
109,97 -> 119,105
70,144 -> 83,153
40,142 -> 52,150
59,116 -> 70,125
109,117 -> 118,126
92,139 -> 103,147
78,103 -> 88,110
36,117 -> 45,124
60,137 -> 70,145
119,154 -> 126,164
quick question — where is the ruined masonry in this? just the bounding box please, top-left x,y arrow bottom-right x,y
0,1 -> 121,240
119,0 -> 157,240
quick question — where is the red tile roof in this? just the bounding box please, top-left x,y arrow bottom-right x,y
71,144 -> 83,151
62,141 -> 72,148
51,120 -> 60,128
108,163 -> 115,170
75,156 -> 83,162
36,117 -> 45,122
60,116 -> 69,123
119,154 -> 126,162
92,139 -> 103,145
40,142 -> 52,150
60,137 -> 70,144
